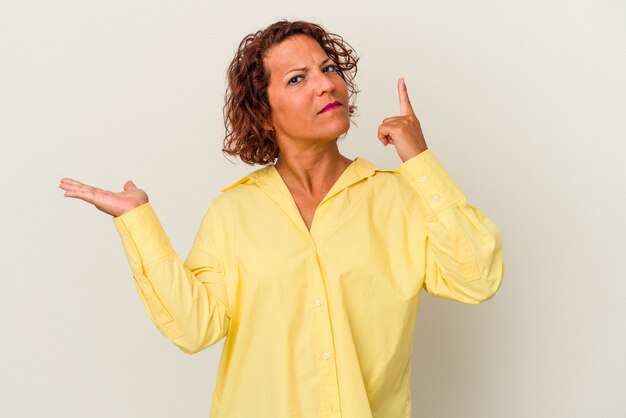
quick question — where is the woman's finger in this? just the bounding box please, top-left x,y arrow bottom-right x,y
382,116 -> 402,125
63,184 -> 95,198
59,178 -> 87,187
398,77 -> 415,117
382,116 -> 416,127
59,178 -> 93,192
123,180 -> 137,191
377,122 -> 400,146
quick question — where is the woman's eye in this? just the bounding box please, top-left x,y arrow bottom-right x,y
288,75 -> 303,85
322,64 -> 338,73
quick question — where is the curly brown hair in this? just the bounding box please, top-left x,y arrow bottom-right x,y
222,20 -> 359,165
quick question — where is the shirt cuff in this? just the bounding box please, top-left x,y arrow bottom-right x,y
113,203 -> 176,274
397,149 -> 466,219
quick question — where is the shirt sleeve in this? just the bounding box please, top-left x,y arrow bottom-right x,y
113,203 -> 231,354
398,149 -> 505,304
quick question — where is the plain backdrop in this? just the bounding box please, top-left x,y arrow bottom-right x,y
2,0 -> 625,417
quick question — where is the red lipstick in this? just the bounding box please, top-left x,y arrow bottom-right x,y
318,101 -> 342,114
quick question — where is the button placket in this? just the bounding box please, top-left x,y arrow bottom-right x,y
308,247 -> 340,414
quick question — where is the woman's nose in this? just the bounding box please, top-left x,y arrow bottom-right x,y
313,71 -> 336,96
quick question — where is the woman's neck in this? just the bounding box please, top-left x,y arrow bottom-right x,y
274,141 -> 352,196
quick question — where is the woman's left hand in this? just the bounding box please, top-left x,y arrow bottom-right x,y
377,78 -> 429,162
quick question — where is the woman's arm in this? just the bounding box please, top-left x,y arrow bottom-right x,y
378,79 -> 504,303
59,179 -> 230,353
399,151 -> 504,303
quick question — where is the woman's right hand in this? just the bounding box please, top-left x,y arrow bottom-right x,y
59,178 -> 149,217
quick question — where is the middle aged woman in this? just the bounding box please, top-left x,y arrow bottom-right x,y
60,20 -> 504,418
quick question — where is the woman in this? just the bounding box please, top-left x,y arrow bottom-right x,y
60,20 -> 503,418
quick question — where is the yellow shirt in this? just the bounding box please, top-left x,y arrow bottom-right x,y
113,149 -> 504,418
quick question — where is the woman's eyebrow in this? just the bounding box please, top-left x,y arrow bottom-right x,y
284,58 -> 331,76
284,66 -> 307,76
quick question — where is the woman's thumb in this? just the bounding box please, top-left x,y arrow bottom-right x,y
123,180 -> 136,191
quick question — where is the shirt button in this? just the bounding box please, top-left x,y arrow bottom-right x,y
322,352 -> 330,360
131,257 -> 138,264
420,175 -> 428,183
433,194 -> 440,202
315,299 -> 323,306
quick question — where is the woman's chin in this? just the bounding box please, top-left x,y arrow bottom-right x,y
329,119 -> 351,139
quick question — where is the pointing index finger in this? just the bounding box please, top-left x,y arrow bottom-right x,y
398,77 -> 415,116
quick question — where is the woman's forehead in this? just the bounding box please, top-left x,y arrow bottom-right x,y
264,35 -> 329,74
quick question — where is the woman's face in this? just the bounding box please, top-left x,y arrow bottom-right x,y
264,35 -> 350,151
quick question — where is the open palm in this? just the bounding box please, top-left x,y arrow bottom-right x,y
59,178 -> 149,217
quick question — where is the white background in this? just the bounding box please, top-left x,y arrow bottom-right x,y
2,0 -> 625,417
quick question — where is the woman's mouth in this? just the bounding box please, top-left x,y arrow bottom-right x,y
318,101 -> 342,114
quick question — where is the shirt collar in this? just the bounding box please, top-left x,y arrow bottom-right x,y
220,157 -> 396,200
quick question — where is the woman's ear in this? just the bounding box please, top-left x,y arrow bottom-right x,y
262,119 -> 274,133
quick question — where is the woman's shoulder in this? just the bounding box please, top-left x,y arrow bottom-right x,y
353,157 -> 408,188
219,165 -> 273,194
207,165 -> 274,210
